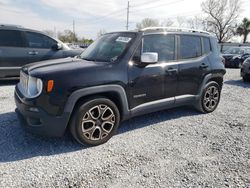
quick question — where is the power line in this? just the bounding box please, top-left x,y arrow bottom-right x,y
87,8 -> 126,25
132,0 -> 162,8
130,0 -> 185,13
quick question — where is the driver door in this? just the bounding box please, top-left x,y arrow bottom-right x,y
128,34 -> 178,110
24,31 -> 63,63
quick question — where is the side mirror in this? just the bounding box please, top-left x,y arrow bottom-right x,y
141,52 -> 158,64
51,43 -> 63,51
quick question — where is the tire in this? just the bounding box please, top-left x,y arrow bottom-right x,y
195,82 -> 221,113
70,97 -> 120,146
235,59 -> 240,68
243,76 -> 249,82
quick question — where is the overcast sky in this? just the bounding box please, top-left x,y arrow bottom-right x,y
1,0 -> 250,39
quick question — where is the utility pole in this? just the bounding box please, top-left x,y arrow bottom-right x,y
73,20 -> 76,42
54,26 -> 57,39
126,1 -> 130,30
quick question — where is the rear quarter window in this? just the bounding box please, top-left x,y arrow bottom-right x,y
203,37 -> 211,54
179,35 -> 202,59
0,30 -> 25,47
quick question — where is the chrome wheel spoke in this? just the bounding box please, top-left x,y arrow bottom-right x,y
207,87 -> 212,95
101,107 -> 114,121
91,127 -> 102,140
89,106 -> 101,120
204,97 -> 209,104
81,120 -> 96,140
81,104 -> 116,141
101,121 -> 114,134
208,101 -> 213,109
82,112 -> 92,121
203,86 -> 219,111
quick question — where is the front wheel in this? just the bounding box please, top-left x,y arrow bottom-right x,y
243,76 -> 249,82
70,97 -> 120,146
195,82 -> 221,113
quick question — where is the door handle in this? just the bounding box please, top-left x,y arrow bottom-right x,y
28,51 -> 38,55
200,63 -> 209,69
165,67 -> 178,75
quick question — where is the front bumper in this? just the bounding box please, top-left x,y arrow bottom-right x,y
225,59 -> 240,68
15,86 -> 70,137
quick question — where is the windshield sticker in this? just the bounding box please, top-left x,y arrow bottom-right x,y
116,37 -> 132,43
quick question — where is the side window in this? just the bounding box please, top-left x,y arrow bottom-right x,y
26,32 -> 57,49
143,34 -> 175,62
132,42 -> 142,63
0,30 -> 25,47
179,35 -> 202,59
203,37 -> 211,54
244,48 -> 250,54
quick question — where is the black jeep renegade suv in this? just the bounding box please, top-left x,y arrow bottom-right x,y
15,27 -> 226,146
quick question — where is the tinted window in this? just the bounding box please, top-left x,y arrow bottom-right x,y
244,48 -> 250,54
203,37 -> 211,54
80,33 -> 136,62
180,35 -> 202,59
0,30 -> 25,47
143,34 -> 175,62
224,47 -> 244,55
132,42 -> 142,63
26,32 -> 57,49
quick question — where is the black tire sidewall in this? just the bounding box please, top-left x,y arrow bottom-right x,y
73,98 -> 120,146
201,82 -> 221,113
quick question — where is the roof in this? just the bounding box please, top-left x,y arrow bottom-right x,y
140,27 -> 213,36
0,24 -> 23,28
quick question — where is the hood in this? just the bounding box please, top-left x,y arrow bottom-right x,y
222,54 -> 236,60
64,49 -> 84,57
22,57 -> 106,77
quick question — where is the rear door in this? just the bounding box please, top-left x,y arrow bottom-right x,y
176,35 -> 211,96
24,31 -> 64,63
0,29 -> 28,76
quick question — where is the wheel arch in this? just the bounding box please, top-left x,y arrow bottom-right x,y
198,73 -> 224,96
64,85 -> 130,128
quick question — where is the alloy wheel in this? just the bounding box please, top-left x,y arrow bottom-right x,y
203,86 -> 219,112
81,104 -> 116,141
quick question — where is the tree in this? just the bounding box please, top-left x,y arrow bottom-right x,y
58,30 -> 78,43
78,37 -> 94,45
236,18 -> 250,43
136,18 -> 160,29
186,16 -> 209,31
161,18 -> 174,27
42,30 -> 55,38
176,16 -> 186,27
97,29 -> 107,38
201,0 -> 241,43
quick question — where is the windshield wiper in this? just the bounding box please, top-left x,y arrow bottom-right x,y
81,57 -> 95,61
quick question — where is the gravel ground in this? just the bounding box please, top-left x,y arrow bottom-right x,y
0,69 -> 249,188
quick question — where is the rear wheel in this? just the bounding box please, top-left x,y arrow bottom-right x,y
195,82 -> 221,113
70,97 -> 120,146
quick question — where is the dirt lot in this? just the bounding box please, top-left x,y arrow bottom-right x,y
0,69 -> 249,188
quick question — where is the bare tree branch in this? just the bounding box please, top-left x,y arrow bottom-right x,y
201,0 -> 241,42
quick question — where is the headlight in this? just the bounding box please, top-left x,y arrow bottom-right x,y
27,76 -> 43,98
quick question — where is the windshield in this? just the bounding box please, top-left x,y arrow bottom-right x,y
224,47 -> 250,55
80,33 -> 136,62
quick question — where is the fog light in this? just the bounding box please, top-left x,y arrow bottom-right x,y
28,107 -> 39,112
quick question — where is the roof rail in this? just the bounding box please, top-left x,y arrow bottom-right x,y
140,27 -> 211,35
0,24 -> 23,28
